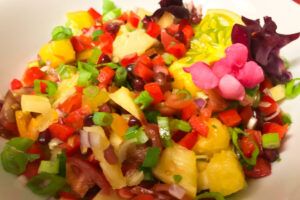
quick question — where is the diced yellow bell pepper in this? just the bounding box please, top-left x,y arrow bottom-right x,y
15,111 -> 32,138
67,11 -> 95,32
39,39 -> 75,68
82,89 -> 110,112
111,114 -> 128,138
21,95 -> 51,114
27,118 -> 40,141
35,108 -> 59,132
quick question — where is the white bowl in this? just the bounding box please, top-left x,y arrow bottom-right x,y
0,0 -> 300,199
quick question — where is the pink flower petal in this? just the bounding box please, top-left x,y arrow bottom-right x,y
225,43 -> 248,68
218,74 -> 245,101
212,58 -> 232,78
237,61 -> 265,88
184,62 -> 219,89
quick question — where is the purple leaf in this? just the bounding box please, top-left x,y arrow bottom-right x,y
152,0 -> 190,19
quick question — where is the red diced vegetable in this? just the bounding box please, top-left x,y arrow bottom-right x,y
10,79 -> 23,90
166,43 -> 186,58
218,109 -> 242,127
144,83 -> 164,104
59,93 -> 82,114
27,143 -> 46,160
23,67 -> 45,86
138,55 -> 152,67
182,24 -> 194,42
244,157 -> 271,178
189,115 -> 208,137
262,122 -> 288,140
60,135 -> 81,156
133,63 -> 154,82
181,102 -> 198,120
49,123 -> 75,142
118,12 -> 128,22
128,11 -> 140,28
246,129 -> 262,150
161,30 -> 179,49
167,24 -> 180,35
259,95 -> 278,116
239,136 -> 256,158
259,78 -> 273,92
120,53 -> 138,67
132,194 -> 154,200
71,35 -> 93,52
59,191 -> 79,200
239,106 -> 253,126
88,7 -> 101,21
116,187 -> 134,199
39,81 -> 48,94
146,22 -> 161,38
178,131 -> 198,149
98,66 -> 115,88
23,161 -> 40,179
63,111 -> 85,130
152,55 -> 165,67
98,33 -> 114,55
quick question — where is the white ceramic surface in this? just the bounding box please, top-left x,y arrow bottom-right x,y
0,0 -> 300,199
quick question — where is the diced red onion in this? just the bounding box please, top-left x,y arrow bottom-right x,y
80,130 -> 91,149
168,184 -> 186,199
247,117 -> 258,129
194,98 -> 206,108
89,131 -> 100,148
264,107 -> 281,121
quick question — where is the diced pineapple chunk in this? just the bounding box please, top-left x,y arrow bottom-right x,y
269,84 -> 285,101
35,108 -> 59,132
67,11 -> 95,32
82,89 -> 110,112
153,144 -> 197,197
21,95 -> 51,114
158,12 -> 175,29
193,118 -> 230,155
202,150 -> 246,196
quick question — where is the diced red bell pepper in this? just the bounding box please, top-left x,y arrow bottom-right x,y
132,194 -> 154,200
152,55 -> 165,67
133,63 -> 154,82
259,95 -> 278,116
116,187 -> 134,199
23,160 -> 40,179
218,109 -> 242,127
59,135 -> 81,156
23,67 -> 45,87
39,81 -> 48,94
262,122 -> 288,140
138,55 -> 152,68
239,136 -> 256,158
59,191 -> 79,200
259,78 -> 273,92
98,66 -> 115,88
178,131 -> 198,149
200,107 -> 213,120
88,7 -> 102,21
161,30 -> 180,49
63,111 -> 85,130
27,143 -> 47,160
128,11 -> 140,28
239,106 -> 253,127
244,157 -> 271,178
75,86 -> 84,93
181,102 -> 198,120
59,93 -> 82,114
120,53 -> 138,67
181,24 -> 194,42
71,35 -> 93,53
246,129 -> 262,150
166,43 -> 187,58
98,32 -> 114,55
189,115 -> 208,137
146,22 -> 161,38
49,123 -> 75,142
10,79 -> 23,90
144,82 -> 164,104
118,12 -> 128,22
167,24 -> 180,35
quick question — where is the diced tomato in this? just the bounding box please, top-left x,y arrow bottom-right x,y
146,22 -> 161,38
166,42 -> 186,58
59,93 -> 82,114
39,81 -> 48,94
161,30 -> 180,49
262,122 -> 288,140
117,187 -> 134,199
144,82 -> 164,104
60,135 -> 81,156
189,115 -> 208,137
259,78 -> 273,92
152,55 -> 165,67
23,160 -> 40,179
259,95 -> 278,116
178,131 -> 198,149
118,12 -> 128,22
167,24 -> 180,35
269,112 -> 284,125
128,11 -> 140,28
239,106 -> 254,127
27,143 -> 46,160
218,109 -> 242,127
59,191 -> 79,200
88,7 -> 101,21
244,157 -> 271,178
200,107 -> 213,120
98,33 -> 114,55
133,63 -> 154,82
49,123 -> 75,142
138,55 -> 152,68
181,24 -> 194,42
71,35 -> 93,52
181,102 -> 198,120
75,86 -> 84,93
23,67 -> 45,87
10,79 -> 23,90
98,66 -> 115,88
64,111 -> 85,130
132,194 -> 154,200
239,136 -> 256,158
121,53 -> 138,67
164,92 -> 193,110
246,129 -> 262,150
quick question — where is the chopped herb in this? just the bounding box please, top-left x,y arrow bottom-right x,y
173,174 -> 182,183
51,26 -> 73,41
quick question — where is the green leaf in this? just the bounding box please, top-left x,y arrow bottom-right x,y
285,78 -> 300,99
102,0 -> 117,15
103,8 -> 122,22
51,26 -> 73,41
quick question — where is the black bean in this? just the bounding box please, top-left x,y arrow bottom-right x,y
128,116 -> 141,127
84,115 -> 94,126
263,149 -> 279,162
105,23 -> 120,35
174,31 -> 185,43
132,77 -> 145,91
99,54 -> 111,64
38,130 -> 51,145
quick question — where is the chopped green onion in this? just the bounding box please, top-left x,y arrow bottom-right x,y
246,86 -> 259,97
34,80 -> 58,97
38,160 -> 59,175
93,112 -> 113,126
114,67 -> 127,87
57,152 -> 66,177
173,174 -> 182,183
141,167 -> 154,181
162,53 -> 176,65
77,62 -> 99,86
125,126 -> 149,144
102,0 -> 117,15
196,192 -> 225,200
92,30 -> 104,41
78,70 -> 92,87
0,137 -> 39,175
103,8 -> 122,22
51,26 -> 73,41
145,110 -> 160,123
157,116 -> 172,147
142,147 -> 161,168
170,119 -> 192,132
262,133 -> 280,149
98,62 -> 120,69
230,128 -> 259,166
134,91 -> 153,109
285,78 -> 300,99
27,173 -> 66,196
88,48 -> 102,64
282,112 -> 292,125
56,64 -> 77,80
83,85 -> 100,98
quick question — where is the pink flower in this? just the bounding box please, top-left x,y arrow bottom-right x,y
184,43 -> 264,101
